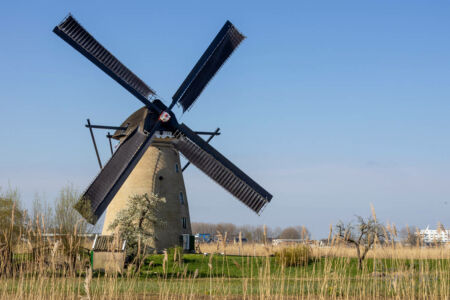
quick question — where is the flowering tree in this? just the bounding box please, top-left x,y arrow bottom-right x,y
109,193 -> 165,266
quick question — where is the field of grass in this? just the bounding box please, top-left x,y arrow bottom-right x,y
2,248 -> 450,299
142,252 -> 450,278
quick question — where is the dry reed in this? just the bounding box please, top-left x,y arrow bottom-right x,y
1,216 -> 450,299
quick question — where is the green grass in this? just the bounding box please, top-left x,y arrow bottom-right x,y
143,253 -> 272,278
141,253 -> 450,279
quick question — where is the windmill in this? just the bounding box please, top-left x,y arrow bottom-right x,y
53,15 -> 273,250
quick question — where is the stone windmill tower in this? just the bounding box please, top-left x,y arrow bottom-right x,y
53,15 -> 273,251
101,107 -> 193,249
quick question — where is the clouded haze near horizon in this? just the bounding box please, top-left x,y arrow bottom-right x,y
1,1 -> 449,238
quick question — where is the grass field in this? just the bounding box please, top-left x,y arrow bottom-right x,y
2,248 -> 450,299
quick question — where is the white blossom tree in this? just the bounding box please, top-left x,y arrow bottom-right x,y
109,193 -> 165,265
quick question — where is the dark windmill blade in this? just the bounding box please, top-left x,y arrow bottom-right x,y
173,124 -> 272,214
53,15 -> 159,111
74,127 -> 157,224
182,128 -> 220,172
172,21 -> 245,112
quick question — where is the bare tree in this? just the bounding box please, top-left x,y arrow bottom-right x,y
54,184 -> 89,274
216,223 -> 237,239
252,226 -> 266,242
295,226 -> 311,240
0,187 -> 23,276
279,227 -> 301,239
398,226 -> 419,246
32,192 -> 54,231
335,216 -> 385,270
268,226 -> 282,239
191,222 -> 314,244
238,225 -> 255,242
191,222 -> 314,243
192,222 -> 217,235
191,223 -> 276,243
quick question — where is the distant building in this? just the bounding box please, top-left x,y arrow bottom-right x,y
272,239 -> 307,246
195,233 -> 212,243
418,226 -> 450,244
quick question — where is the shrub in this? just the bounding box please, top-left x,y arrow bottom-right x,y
275,245 -> 311,267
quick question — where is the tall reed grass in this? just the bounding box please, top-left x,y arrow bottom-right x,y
1,221 -> 450,299
1,189 -> 449,299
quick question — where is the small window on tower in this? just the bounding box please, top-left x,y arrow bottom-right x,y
175,163 -> 179,173
179,192 -> 184,204
182,217 -> 187,229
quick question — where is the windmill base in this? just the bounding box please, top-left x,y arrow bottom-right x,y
101,139 -> 192,251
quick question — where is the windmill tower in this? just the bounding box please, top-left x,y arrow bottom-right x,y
53,15 -> 273,251
100,107 -> 192,250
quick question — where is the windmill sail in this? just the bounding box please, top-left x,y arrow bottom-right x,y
75,127 -> 154,224
53,15 -> 156,108
173,124 -> 272,214
172,21 -> 245,112
54,15 -> 274,223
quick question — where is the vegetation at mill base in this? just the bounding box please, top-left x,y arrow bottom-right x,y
109,193 -> 166,264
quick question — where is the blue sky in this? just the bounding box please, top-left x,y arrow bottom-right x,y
1,1 -> 449,238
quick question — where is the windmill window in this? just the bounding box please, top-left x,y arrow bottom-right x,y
179,192 -> 184,204
182,217 -> 187,229
175,163 -> 179,173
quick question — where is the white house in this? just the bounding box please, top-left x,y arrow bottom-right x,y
418,226 -> 450,243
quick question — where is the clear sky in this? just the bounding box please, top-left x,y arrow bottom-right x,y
1,0 -> 449,238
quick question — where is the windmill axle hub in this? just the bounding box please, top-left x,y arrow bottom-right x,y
159,111 -> 171,122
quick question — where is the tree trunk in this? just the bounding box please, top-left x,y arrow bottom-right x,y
355,244 -> 363,271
